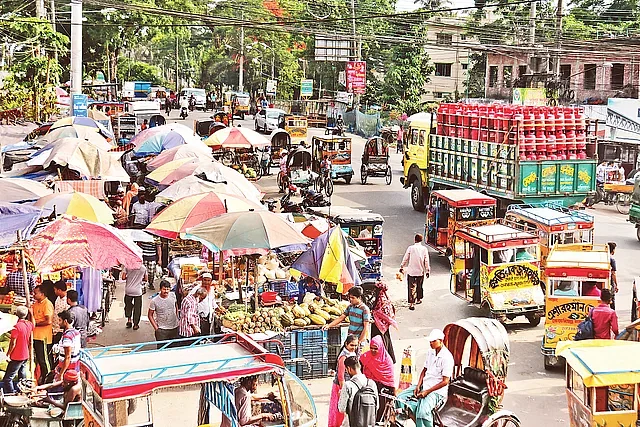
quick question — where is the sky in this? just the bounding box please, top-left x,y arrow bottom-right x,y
394,0 -> 476,12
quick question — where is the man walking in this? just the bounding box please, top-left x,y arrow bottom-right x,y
138,238 -> 160,290
337,356 -> 378,427
3,306 -> 33,393
129,187 -> 151,229
592,289 -> 619,339
191,272 -> 225,336
32,285 -> 54,384
122,264 -> 147,330
607,242 -> 618,310
66,290 -> 89,348
178,287 -> 208,345
148,280 -> 179,347
400,234 -> 431,310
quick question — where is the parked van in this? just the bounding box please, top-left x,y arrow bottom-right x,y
179,88 -> 206,110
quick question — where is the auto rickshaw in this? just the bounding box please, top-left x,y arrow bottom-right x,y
284,115 -> 308,146
426,189 -> 497,254
78,333 -> 318,427
389,318 -> 521,427
541,244 -> 611,370
504,204 -> 594,276
557,340 -> 640,427
307,206 -> 384,279
449,222 -> 545,326
360,136 -> 392,185
311,135 -> 353,184
270,129 -> 292,166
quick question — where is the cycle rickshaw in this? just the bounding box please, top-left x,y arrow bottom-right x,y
270,129 -> 292,167
360,136 -> 392,185
277,147 -> 316,191
384,317 -> 521,427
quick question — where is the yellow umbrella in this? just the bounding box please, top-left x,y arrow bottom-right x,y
33,192 -> 114,224
145,158 -> 200,185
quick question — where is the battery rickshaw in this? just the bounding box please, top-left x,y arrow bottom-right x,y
387,318 -> 521,427
78,333 -> 318,427
307,206 -> 384,280
426,189 -> 497,254
541,244 -> 611,370
311,135 -> 353,184
557,340 -> 640,427
360,136 -> 392,185
449,222 -> 545,326
284,115 -> 308,146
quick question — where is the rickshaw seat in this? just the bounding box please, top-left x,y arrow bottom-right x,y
449,367 -> 488,402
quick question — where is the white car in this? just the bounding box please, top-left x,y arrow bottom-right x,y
179,88 -> 206,110
255,108 -> 286,133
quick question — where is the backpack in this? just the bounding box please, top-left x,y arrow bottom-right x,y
575,309 -> 594,341
348,376 -> 378,427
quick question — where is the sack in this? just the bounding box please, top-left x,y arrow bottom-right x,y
575,309 -> 594,341
348,377 -> 378,427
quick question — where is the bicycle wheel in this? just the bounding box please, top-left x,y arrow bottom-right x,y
616,193 -> 631,215
253,159 -> 263,180
103,286 -> 112,325
325,178 -> 334,197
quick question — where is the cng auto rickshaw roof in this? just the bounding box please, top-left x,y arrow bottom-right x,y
432,189 -> 496,207
80,333 -> 284,400
307,206 -> 384,223
443,317 -> 510,378
545,244 -> 610,271
557,340 -> 640,387
506,205 -> 594,227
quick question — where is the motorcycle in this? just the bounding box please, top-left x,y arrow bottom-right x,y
189,98 -> 196,111
180,106 -> 188,120
301,189 -> 331,208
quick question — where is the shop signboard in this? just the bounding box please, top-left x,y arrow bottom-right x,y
346,61 -> 366,94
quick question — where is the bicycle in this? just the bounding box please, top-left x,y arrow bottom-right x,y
95,277 -> 116,328
315,169 -> 334,197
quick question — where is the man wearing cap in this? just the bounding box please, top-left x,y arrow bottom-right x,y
396,329 -> 454,427
178,287 -> 208,345
38,369 -> 82,422
190,272 -> 225,336
3,306 -> 33,394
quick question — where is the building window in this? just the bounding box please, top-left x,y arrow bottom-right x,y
611,64 -> 625,89
503,66 -> 512,88
560,64 -> 572,82
584,64 -> 596,90
435,63 -> 452,77
462,63 -> 469,70
489,66 -> 498,88
436,33 -> 453,45
434,92 -> 444,98
518,65 -> 528,77
460,34 -> 467,41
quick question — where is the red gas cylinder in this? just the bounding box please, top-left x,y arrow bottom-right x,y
566,129 -> 577,150
575,128 -> 586,150
546,133 -> 557,159
567,150 -> 577,160
535,129 -> 547,154
523,132 -> 535,152
576,149 -> 587,159
527,152 -> 537,161
471,128 -> 479,140
470,112 -> 479,129
480,129 -> 488,142
457,125 -> 465,138
545,111 -> 555,133
564,109 -> 575,131
523,112 -> 534,132
575,112 -> 586,131
555,129 -> 566,153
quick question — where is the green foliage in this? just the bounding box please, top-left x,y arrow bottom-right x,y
117,57 -> 166,85
465,52 -> 486,99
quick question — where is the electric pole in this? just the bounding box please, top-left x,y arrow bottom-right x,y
70,0 -> 83,99
175,35 -> 179,91
554,0 -> 562,76
239,17 -> 245,92
529,1 -> 536,45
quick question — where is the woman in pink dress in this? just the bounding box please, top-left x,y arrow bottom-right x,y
328,335 -> 358,427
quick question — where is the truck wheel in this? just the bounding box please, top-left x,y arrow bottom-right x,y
637,227 -> 640,242
411,180 -> 425,211
526,313 -> 541,327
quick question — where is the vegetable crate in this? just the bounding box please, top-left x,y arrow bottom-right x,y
295,329 -> 329,379
268,279 -> 299,298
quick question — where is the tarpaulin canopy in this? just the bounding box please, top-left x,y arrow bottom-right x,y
0,203 -> 47,248
0,178 -> 53,202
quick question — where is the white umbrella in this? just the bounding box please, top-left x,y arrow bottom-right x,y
156,175 -> 262,204
0,178 -> 53,202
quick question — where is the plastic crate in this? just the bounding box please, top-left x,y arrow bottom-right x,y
298,345 -> 328,363
328,345 -> 341,371
262,332 -> 296,360
327,325 -> 348,346
269,280 -> 299,298
296,329 -> 327,348
297,360 -> 329,379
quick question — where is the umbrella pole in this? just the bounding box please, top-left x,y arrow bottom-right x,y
253,255 -> 259,310
234,256 -> 242,302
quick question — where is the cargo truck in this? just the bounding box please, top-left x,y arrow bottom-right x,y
400,104 -> 599,213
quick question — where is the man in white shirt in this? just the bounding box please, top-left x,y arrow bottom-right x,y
396,329 -> 454,427
399,234 -> 431,310
189,272 -> 226,336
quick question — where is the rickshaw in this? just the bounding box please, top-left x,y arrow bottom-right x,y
386,318 -> 521,427
360,136 -> 392,185
307,206 -> 384,279
278,148 -> 316,191
284,115 -> 308,146
212,111 -> 232,127
604,182 -> 634,214
540,244 -> 611,370
195,120 -> 226,137
504,204 -> 594,277
628,173 -> 640,241
449,222 -> 545,326
557,340 -> 640,427
426,189 -> 497,254
271,129 -> 292,166
79,333 -> 318,427
311,135 -> 353,184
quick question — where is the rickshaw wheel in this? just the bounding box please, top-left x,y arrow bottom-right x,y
482,414 -> 521,427
325,178 -> 334,196
361,165 -> 368,184
637,227 -> 640,242
525,313 -> 541,327
385,165 -> 392,185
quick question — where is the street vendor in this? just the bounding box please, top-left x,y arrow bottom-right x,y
37,369 -> 82,415
297,275 -> 321,304
220,375 -> 278,427
190,272 -> 226,336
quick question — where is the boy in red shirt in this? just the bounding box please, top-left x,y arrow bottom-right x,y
592,289 -> 619,339
3,306 -> 33,393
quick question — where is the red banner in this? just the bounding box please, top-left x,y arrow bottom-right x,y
346,61 -> 366,94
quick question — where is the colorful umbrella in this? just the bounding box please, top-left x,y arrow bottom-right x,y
194,162 -> 264,201
27,137 -> 128,180
183,211 -> 309,256
43,125 -> 112,147
204,127 -> 271,149
131,123 -> 202,156
27,216 -> 142,272
146,192 -> 265,240
0,178 -> 53,202
49,116 -> 114,139
145,158 -> 200,186
33,192 -> 114,224
146,144 -> 213,171
154,175 -> 258,204
290,226 -> 362,293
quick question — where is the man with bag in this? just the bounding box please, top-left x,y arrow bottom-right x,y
338,356 -> 378,427
592,289 -> 619,339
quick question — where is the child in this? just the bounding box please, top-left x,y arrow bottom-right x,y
323,286 -> 371,346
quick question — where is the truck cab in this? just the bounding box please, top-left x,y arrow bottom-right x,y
401,116 -> 435,211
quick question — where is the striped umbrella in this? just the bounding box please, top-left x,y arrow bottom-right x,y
204,127 -> 271,149
145,158 -> 200,186
146,192 -> 264,240
49,116 -> 114,139
33,192 -> 114,224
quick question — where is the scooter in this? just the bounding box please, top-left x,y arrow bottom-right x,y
180,106 -> 188,120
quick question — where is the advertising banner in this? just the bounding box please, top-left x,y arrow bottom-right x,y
346,61 -> 366,94
72,94 -> 88,117
300,79 -> 313,97
266,79 -> 277,96
512,88 -> 546,106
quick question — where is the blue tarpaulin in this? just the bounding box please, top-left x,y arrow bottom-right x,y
0,203 -> 46,248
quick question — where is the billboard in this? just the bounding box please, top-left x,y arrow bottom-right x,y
314,36 -> 353,62
300,79 -> 313,97
72,94 -> 88,117
346,61 -> 366,94
266,79 -> 277,96
512,88 -> 546,106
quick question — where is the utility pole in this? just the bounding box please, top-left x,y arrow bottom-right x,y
239,17 -> 245,92
554,0 -> 562,76
529,1 -> 536,45
175,35 -> 179,91
70,0 -> 83,100
35,0 -> 46,19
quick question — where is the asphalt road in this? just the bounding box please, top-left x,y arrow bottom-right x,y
104,110 -> 639,426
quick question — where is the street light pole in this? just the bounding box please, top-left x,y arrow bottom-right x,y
70,0 -> 83,102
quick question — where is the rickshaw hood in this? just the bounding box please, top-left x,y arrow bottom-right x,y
557,340 -> 640,387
